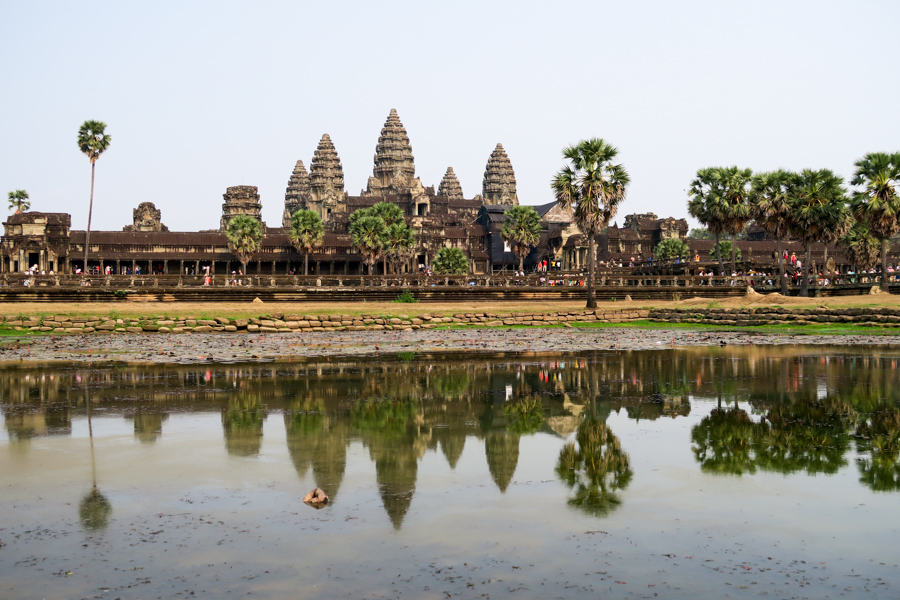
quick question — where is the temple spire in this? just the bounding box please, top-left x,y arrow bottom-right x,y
481,143 -> 518,205
438,167 -> 464,201
282,160 -> 310,227
365,109 -> 420,197
308,134 -> 345,221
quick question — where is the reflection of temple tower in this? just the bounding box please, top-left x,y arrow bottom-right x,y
306,134 -> 346,222
375,445 -> 418,530
481,143 -> 519,205
284,408 -> 348,499
222,397 -> 267,457
282,160 -> 310,227
485,431 -> 520,492
128,411 -> 168,443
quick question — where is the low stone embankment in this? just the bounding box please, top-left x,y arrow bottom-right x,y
648,306 -> 900,327
0,308 -> 651,334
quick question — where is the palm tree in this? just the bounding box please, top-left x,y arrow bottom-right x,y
552,138 -> 630,309
751,170 -> 793,294
838,223 -> 881,276
688,168 -> 728,275
7,189 -> 30,213
349,212 -> 386,275
370,202 -> 406,275
225,215 -> 263,275
77,120 -> 111,275
850,152 -> 900,291
717,166 -> 754,274
500,205 -> 542,272
289,209 -> 324,275
384,222 -> 416,274
654,238 -> 690,262
787,169 -> 850,297
432,246 -> 468,275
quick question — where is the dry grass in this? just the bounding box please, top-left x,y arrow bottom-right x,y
0,291 -> 898,320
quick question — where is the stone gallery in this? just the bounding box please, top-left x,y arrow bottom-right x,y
0,110 -> 685,275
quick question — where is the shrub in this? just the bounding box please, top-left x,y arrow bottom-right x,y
395,290 -> 417,303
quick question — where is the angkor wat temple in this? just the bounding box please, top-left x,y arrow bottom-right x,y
1,109 -> 687,275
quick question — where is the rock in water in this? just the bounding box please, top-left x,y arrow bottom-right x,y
303,488 -> 329,507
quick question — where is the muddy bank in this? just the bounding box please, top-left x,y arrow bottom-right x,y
2,327 -> 899,365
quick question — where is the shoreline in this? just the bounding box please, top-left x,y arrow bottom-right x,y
2,327 -> 899,366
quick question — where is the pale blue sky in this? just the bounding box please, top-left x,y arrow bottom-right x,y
3,0 -> 898,232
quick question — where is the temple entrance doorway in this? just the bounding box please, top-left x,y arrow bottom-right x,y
27,252 -> 39,270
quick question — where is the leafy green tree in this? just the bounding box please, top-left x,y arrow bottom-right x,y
349,210 -> 387,275
787,169 -> 851,296
552,138 -> 630,309
225,215 -> 263,275
431,246 -> 468,275
500,205 -> 542,272
77,120 -> 111,273
654,238 -> 690,261
556,417 -> 633,517
691,408 -> 758,476
688,168 -> 728,274
708,240 -> 741,263
751,170 -> 793,294
7,189 -> 30,213
289,209 -> 324,275
839,223 -> 881,274
850,152 -> 900,291
384,222 -> 416,274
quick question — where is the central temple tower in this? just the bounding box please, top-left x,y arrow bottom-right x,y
364,109 -> 427,198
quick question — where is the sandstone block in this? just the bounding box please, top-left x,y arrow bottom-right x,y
247,324 -> 260,332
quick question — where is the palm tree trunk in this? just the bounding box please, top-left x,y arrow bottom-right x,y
383,256 -> 388,277
304,253 -> 309,276
714,232 -> 723,275
518,255 -> 524,273
731,233 -> 737,275
586,233 -> 597,309
800,244 -> 811,297
777,239 -> 788,295
83,161 -> 96,275
881,238 -> 889,291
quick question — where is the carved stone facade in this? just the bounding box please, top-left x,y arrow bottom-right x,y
0,212 -> 71,273
282,160 -> 310,227
438,167 -> 464,201
220,186 -> 264,232
363,109 -> 427,199
124,202 -> 168,232
481,144 -> 518,206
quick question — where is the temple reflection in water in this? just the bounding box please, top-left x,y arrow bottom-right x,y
2,346 -> 899,527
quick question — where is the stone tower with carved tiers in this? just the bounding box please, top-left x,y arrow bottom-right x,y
438,167 -> 464,200
220,186 -> 264,232
482,143 -> 518,205
282,160 -> 310,228
307,134 -> 346,222
364,109 -> 427,198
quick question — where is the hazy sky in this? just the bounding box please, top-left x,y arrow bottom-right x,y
3,0 -> 898,232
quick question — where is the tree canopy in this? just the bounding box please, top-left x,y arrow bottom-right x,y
7,189 -> 30,213
226,215 -> 264,273
500,205 -> 542,272
431,246 -> 468,275
289,209 -> 325,275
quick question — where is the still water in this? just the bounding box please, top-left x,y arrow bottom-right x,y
1,346 -> 899,599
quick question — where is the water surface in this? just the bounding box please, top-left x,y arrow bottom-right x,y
2,347 -> 899,599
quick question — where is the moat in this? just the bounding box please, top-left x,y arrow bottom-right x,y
2,347 -> 898,599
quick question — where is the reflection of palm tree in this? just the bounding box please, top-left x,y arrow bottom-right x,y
81,387 -> 111,530
556,417 -> 632,517
222,394 -> 267,457
855,407 -> 900,492
485,431 -> 520,492
691,408 -> 758,476
503,398 -> 544,435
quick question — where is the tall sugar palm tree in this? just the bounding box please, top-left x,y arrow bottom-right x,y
77,120 -> 111,275
289,209 -> 324,275
384,222 -> 416,274
7,189 -> 30,213
717,166 -> 754,274
225,215 -> 263,275
432,246 -> 468,275
688,168 -> 728,275
349,212 -> 386,275
850,152 -> 900,291
751,170 -> 793,294
787,169 -> 850,297
552,138 -> 629,309
500,205 -> 542,273
370,202 -> 406,275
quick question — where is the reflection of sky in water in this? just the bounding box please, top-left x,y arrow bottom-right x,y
1,347 -> 899,598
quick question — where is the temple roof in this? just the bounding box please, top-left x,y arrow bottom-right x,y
309,134 -> 345,194
482,143 -> 518,205
366,109 -> 417,196
437,167 -> 464,201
